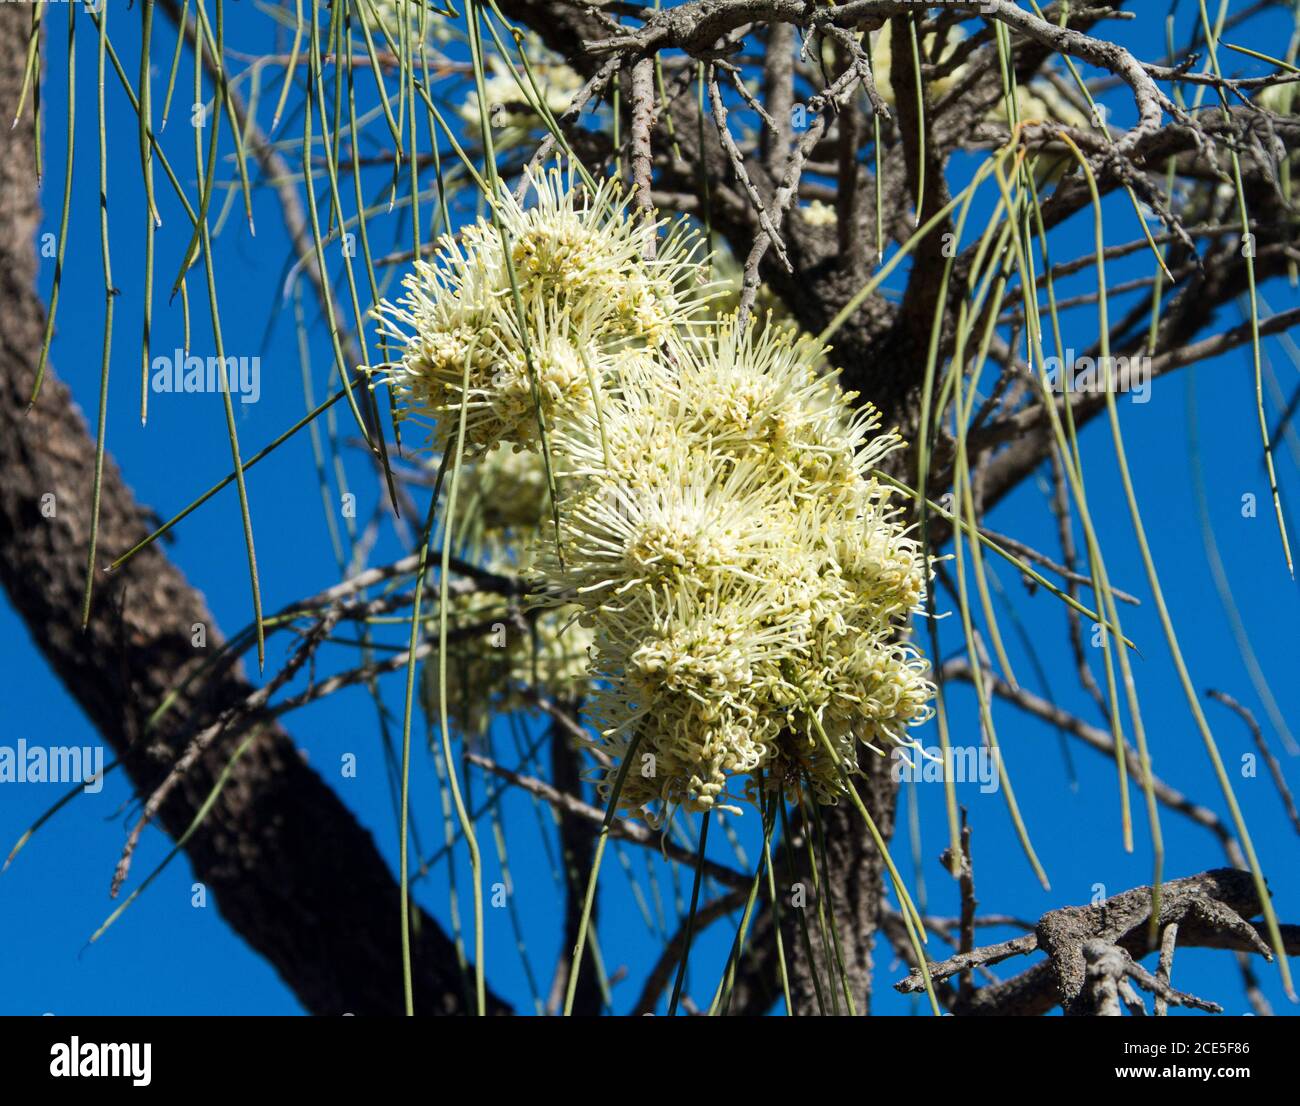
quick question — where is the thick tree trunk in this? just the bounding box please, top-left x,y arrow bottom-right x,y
0,4 -> 501,1016
724,746 -> 897,1015
786,757 -> 898,1015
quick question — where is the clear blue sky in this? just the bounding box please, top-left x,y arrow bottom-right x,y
1,1 -> 1297,1015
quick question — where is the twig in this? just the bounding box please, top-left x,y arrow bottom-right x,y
1208,689 -> 1300,837
1154,921 -> 1178,1016
706,65 -> 792,277
465,751 -> 750,889
629,54 -> 658,234
944,658 -> 1247,867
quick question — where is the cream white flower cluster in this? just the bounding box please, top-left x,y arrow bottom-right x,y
378,168 -> 934,817
420,583 -> 594,738
375,169 -> 708,455
456,41 -> 586,142
863,26 -> 1089,128
359,8 -> 585,151
544,324 -> 933,813
420,442 -> 593,737
1258,80 -> 1298,116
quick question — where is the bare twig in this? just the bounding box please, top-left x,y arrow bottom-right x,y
1207,689 -> 1300,837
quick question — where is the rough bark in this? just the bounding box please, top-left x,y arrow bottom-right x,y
789,757 -> 898,1015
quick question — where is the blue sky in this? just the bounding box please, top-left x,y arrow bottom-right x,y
1,1 -> 1297,1016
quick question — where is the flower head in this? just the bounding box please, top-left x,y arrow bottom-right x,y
391,168 -> 935,820
542,314 -> 935,816
372,167 -> 712,454
420,447 -> 591,735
